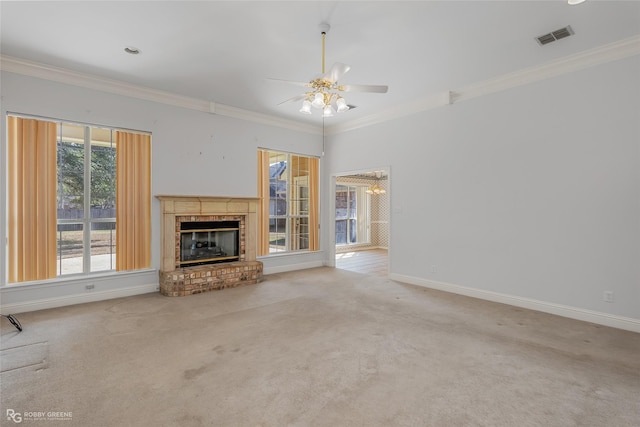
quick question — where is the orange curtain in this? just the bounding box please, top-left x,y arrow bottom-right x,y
308,157 -> 319,251
115,131 -> 151,270
257,150 -> 270,256
7,117 -> 58,283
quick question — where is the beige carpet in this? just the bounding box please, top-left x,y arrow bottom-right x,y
1,267 -> 639,426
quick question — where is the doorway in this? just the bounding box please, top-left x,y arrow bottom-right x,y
332,169 -> 389,277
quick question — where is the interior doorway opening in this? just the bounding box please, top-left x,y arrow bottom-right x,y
333,169 -> 389,277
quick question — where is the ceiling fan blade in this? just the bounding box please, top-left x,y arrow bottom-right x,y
277,94 -> 307,106
323,62 -> 351,82
340,84 -> 388,93
266,78 -> 310,88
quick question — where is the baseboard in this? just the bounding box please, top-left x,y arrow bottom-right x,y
263,260 -> 324,275
389,273 -> 640,333
0,283 -> 159,314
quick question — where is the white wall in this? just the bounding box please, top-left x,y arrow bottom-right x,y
0,71 -> 324,312
325,55 -> 640,327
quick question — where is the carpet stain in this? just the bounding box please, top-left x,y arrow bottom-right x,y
184,365 -> 209,380
0,342 -> 49,373
358,355 -> 379,378
213,345 -> 225,355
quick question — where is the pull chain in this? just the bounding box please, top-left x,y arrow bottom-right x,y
322,116 -> 325,157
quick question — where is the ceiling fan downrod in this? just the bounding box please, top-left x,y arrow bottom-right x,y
321,31 -> 326,74
319,23 -> 330,74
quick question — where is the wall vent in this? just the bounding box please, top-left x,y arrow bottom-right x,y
536,25 -> 574,46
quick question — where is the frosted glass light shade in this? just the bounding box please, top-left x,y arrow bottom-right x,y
299,100 -> 312,114
311,92 -> 325,108
336,97 -> 349,113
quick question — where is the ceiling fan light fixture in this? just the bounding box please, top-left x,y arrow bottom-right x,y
322,105 -> 334,117
299,100 -> 312,114
311,92 -> 325,108
336,97 -> 349,113
568,0 -> 585,4
272,22 -> 387,118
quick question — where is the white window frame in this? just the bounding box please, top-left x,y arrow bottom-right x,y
57,123 -> 117,276
267,151 -> 313,254
335,184 -> 370,247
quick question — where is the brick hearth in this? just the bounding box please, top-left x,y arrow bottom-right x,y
159,261 -> 263,296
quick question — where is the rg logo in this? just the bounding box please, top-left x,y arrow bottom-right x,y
6,409 -> 22,423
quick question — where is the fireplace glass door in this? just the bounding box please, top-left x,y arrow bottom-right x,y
179,221 -> 239,266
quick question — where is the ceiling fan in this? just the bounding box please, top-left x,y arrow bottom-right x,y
270,23 -> 388,117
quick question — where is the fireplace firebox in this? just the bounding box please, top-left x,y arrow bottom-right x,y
179,220 -> 239,266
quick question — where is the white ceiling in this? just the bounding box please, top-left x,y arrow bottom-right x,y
1,1 -> 639,127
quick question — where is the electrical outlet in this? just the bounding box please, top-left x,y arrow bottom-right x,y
603,291 -> 614,303
85,284 -> 95,291
431,265 -> 437,273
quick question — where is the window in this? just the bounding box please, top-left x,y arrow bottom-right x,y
257,150 -> 319,255
335,185 -> 370,245
57,123 -> 116,275
7,115 -> 151,283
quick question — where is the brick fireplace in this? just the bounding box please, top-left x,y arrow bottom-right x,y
156,196 -> 263,296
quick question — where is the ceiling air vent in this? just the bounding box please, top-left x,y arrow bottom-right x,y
536,25 -> 574,46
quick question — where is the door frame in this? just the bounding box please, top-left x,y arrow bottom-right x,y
328,167 -> 391,275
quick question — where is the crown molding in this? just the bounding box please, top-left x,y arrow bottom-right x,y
329,34 -> 640,135
452,33 -> 640,104
0,55 -> 321,135
2,34 -> 639,136
0,55 -> 212,110
210,102 -> 320,135
327,91 -> 452,135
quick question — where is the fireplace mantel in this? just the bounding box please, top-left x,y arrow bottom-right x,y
156,195 -> 259,274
